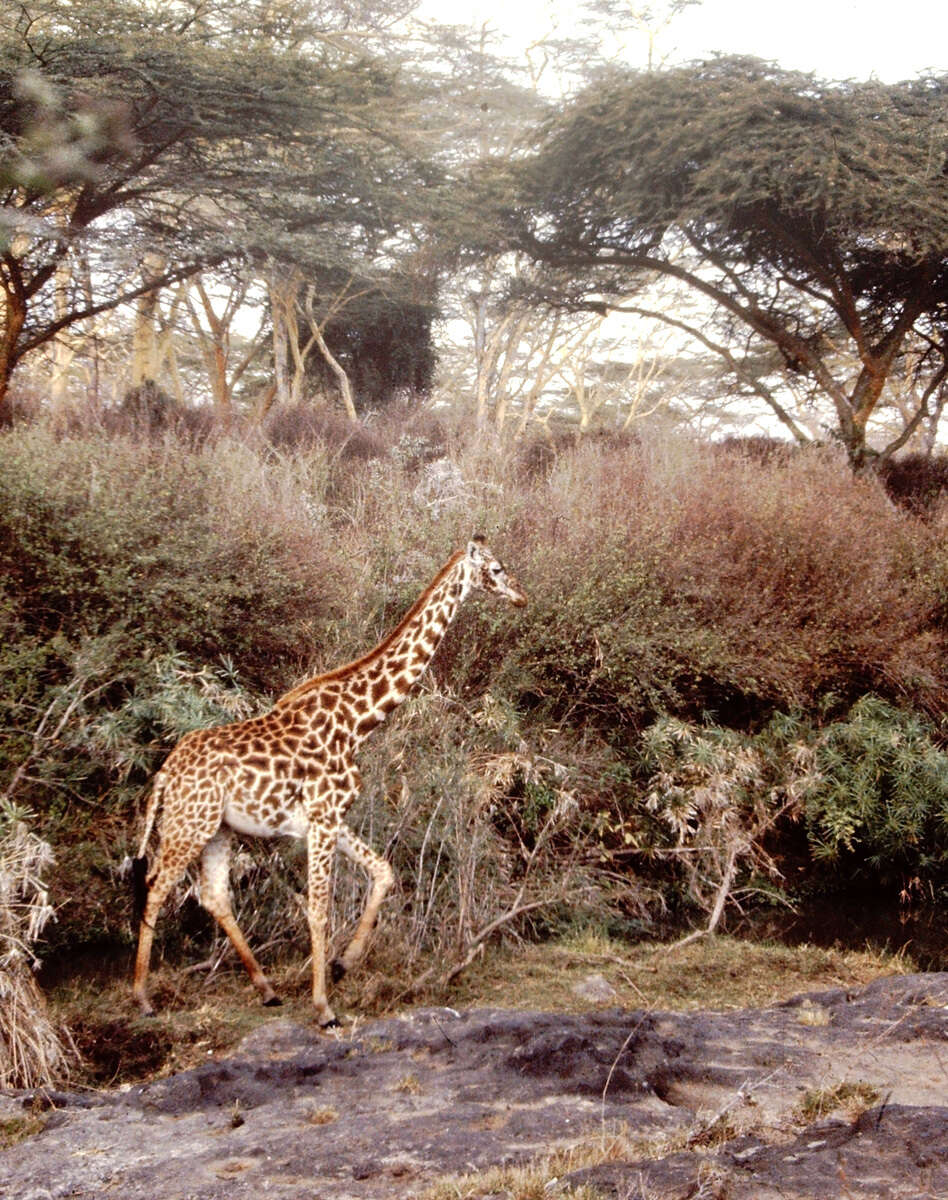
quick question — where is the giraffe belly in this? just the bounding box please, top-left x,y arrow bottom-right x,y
223,798 -> 308,840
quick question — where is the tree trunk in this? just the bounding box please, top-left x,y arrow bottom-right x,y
302,285 -> 357,420
49,261 -> 76,403
268,269 -> 302,408
309,319 -> 357,420
0,286 -> 27,418
130,255 -> 168,388
186,277 -> 234,417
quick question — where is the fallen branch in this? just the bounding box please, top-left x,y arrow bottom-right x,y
399,895 -> 558,1000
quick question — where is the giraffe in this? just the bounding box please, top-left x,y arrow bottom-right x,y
132,536 -> 527,1027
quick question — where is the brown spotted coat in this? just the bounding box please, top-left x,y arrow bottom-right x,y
132,537 -> 526,1026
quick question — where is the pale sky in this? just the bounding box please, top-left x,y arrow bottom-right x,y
421,0 -> 946,83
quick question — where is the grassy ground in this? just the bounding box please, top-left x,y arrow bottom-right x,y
449,929 -> 913,1012
47,931 -> 912,1090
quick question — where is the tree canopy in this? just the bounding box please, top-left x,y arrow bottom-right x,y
0,0 -> 432,408
514,57 -> 948,465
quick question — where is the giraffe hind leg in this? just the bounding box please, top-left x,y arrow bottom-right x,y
132,850 -> 190,1017
198,832 -> 281,1006
331,824 -> 394,981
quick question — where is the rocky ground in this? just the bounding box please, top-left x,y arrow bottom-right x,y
1,972 -> 946,1200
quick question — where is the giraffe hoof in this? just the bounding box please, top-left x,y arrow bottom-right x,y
319,1016 -> 341,1030
330,958 -> 347,983
263,995 -> 283,1007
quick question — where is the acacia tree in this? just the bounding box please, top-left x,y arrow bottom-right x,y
0,0 -> 430,411
513,58 -> 948,467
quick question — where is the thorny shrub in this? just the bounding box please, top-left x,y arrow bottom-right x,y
640,698 -> 948,920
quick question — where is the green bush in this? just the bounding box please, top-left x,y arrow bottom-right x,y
0,429 -> 351,684
638,698 -> 948,909
802,696 -> 948,883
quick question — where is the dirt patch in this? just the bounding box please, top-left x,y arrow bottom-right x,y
68,1018 -> 174,1086
0,973 -> 945,1199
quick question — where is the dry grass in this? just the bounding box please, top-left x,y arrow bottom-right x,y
449,930 -> 914,1014
419,1121 -> 639,1200
0,806 -> 75,1089
304,1104 -> 339,1125
797,1080 -> 882,1122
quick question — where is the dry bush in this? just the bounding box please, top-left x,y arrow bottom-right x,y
653,447 -> 938,709
329,691 -> 617,1002
263,402 -> 387,459
880,452 -> 948,515
640,714 -> 813,936
501,435 -> 948,724
0,381 -> 44,428
0,803 -> 74,1088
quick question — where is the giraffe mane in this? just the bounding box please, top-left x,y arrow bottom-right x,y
275,548 -> 467,707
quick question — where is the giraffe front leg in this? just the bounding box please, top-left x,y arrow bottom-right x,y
199,832 -> 280,1007
307,820 -> 340,1028
331,824 -> 394,982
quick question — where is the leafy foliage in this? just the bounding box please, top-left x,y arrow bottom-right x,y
0,0 -> 433,403
310,280 -> 438,408
802,696 -> 948,881
3,411 -> 948,975
641,698 -> 948,908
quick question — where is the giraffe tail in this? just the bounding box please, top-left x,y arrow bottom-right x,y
132,856 -> 149,925
132,777 -> 164,922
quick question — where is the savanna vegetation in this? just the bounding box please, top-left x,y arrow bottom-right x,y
3,409 -> 948,1085
1,0 -> 947,1096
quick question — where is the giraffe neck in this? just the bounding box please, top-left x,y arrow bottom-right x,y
348,553 -> 469,738
277,550 -> 472,744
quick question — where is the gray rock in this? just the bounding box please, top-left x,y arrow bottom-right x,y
0,973 -> 945,1200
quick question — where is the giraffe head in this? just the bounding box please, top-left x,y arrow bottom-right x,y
467,535 -> 528,607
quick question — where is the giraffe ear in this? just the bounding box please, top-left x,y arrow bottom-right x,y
468,535 -> 487,563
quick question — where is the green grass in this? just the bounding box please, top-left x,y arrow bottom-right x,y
448,930 -> 914,1014
0,1115 -> 45,1150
